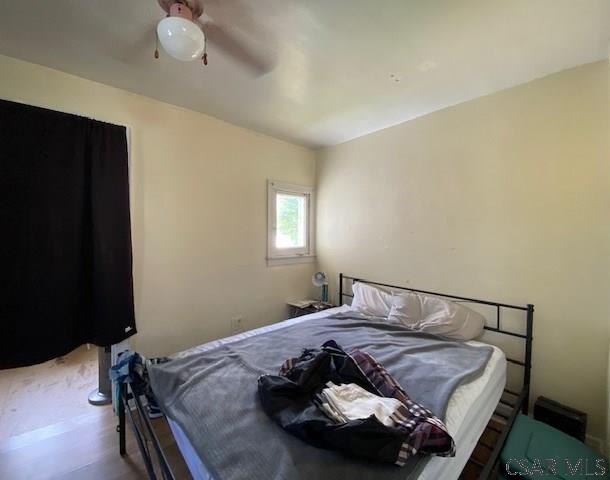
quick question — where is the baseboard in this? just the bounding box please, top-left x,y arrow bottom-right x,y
586,434 -> 605,455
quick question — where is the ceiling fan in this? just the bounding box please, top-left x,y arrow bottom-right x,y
153,0 -> 271,74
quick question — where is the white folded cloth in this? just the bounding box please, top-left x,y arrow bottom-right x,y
318,381 -> 403,427
317,400 -> 346,424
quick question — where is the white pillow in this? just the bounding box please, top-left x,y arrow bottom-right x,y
388,292 -> 485,340
386,291 -> 422,326
351,282 -> 393,317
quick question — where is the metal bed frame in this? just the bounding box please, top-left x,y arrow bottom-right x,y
117,272 -> 534,480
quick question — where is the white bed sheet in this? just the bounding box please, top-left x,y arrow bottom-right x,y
166,306 -> 506,480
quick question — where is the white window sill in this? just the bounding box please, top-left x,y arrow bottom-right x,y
267,255 -> 316,267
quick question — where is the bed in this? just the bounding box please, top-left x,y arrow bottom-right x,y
117,274 -> 534,480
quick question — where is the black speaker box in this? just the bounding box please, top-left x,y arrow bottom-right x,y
533,396 -> 587,442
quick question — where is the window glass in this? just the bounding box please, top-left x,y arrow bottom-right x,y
276,193 -> 306,248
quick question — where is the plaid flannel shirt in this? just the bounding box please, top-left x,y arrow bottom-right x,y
279,344 -> 455,466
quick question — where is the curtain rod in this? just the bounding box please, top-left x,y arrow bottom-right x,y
0,96 -> 132,129
1,96 -> 133,187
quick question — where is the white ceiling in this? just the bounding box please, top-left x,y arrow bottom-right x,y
0,0 -> 608,147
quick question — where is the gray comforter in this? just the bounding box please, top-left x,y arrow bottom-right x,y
149,313 -> 493,480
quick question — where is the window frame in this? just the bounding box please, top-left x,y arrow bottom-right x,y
267,180 -> 315,266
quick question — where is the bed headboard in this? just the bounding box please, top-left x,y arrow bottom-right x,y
338,273 -> 534,414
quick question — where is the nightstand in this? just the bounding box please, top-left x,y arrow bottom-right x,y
287,300 -> 334,318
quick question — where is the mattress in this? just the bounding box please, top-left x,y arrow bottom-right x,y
166,306 -> 506,480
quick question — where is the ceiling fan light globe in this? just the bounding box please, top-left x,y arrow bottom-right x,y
157,16 -> 205,62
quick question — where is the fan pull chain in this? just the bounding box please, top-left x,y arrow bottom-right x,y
202,37 -> 208,66
154,30 -> 160,59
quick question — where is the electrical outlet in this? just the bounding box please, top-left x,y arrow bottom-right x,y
231,316 -> 244,334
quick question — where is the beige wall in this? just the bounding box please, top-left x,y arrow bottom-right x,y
317,61 -> 610,441
0,54 -> 317,356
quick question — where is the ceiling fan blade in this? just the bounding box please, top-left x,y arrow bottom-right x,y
200,22 -> 273,75
199,0 -> 262,37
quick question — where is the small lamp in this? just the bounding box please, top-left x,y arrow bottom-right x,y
312,271 -> 329,303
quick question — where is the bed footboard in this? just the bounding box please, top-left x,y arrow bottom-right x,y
117,382 -> 176,480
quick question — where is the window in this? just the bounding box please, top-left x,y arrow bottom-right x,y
267,180 -> 315,265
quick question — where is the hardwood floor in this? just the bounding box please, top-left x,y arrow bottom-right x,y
0,346 -> 100,440
0,405 -> 191,480
0,346 -> 190,479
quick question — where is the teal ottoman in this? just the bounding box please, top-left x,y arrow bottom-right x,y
500,414 -> 608,479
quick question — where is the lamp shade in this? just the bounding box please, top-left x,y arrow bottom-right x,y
312,271 -> 328,287
157,16 -> 205,61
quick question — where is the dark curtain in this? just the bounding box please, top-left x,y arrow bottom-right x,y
0,99 -> 136,369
